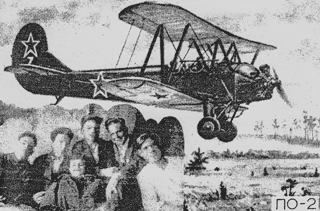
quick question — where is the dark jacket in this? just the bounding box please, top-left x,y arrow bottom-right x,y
71,138 -> 117,174
40,174 -> 106,211
0,153 -> 41,206
111,137 -> 146,178
33,153 -> 70,189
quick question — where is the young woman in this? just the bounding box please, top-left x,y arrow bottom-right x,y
40,155 -> 106,211
136,133 -> 184,211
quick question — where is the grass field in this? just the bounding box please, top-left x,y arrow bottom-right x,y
184,158 -> 320,210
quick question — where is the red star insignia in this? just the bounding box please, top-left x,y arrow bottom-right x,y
90,72 -> 109,98
21,33 -> 40,58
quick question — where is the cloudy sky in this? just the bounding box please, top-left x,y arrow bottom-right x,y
1,0 -> 320,152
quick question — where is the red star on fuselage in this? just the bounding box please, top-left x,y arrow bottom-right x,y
21,33 -> 40,58
90,72 -> 110,98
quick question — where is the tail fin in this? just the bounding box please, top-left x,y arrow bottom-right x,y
12,23 -> 71,72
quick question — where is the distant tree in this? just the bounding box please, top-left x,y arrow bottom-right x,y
292,118 -> 301,137
281,120 -> 287,137
307,116 -> 317,141
272,119 -> 280,138
254,121 -> 264,137
289,127 -> 293,138
302,111 -> 316,140
281,179 -> 298,196
314,168 -> 319,177
316,118 -> 320,141
186,147 -> 209,172
303,111 -> 309,140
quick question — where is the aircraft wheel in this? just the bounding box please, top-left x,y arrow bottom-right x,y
197,117 -> 221,140
217,121 -> 237,143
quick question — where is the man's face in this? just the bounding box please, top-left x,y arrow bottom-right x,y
139,138 -> 162,163
69,159 -> 85,178
52,134 -> 70,158
82,120 -> 100,142
108,122 -> 127,145
17,136 -> 36,158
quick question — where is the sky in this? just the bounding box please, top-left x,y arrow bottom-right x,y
1,0 -> 320,153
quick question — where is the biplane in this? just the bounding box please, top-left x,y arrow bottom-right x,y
4,2 -> 291,142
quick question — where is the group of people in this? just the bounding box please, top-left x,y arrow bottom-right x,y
0,114 -> 184,211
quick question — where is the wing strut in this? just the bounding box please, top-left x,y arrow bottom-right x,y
209,41 -> 219,69
226,42 -> 241,63
141,24 -> 162,76
190,25 -> 210,59
167,24 -> 190,83
159,25 -> 165,77
170,24 -> 190,73
127,23 -> 143,67
116,21 -> 133,68
251,48 -> 260,65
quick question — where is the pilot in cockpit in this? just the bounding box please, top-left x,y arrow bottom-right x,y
259,64 -> 271,78
191,57 -> 206,72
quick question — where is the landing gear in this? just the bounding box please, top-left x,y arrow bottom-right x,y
197,117 -> 221,140
197,101 -> 221,140
217,121 -> 237,142
197,101 -> 238,142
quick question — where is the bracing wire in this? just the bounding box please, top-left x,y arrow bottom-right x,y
115,22 -> 133,68
190,25 -> 210,59
127,23 -> 144,67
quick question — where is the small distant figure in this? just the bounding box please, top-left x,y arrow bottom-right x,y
301,187 -> 311,196
263,167 -> 269,176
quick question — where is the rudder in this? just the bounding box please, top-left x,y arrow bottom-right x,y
12,23 -> 71,72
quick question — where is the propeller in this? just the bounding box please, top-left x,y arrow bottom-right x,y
272,68 -> 292,107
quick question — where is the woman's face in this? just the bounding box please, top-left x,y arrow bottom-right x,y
82,120 -> 100,142
139,138 -> 162,163
52,134 -> 70,158
17,136 -> 36,158
69,159 -> 86,178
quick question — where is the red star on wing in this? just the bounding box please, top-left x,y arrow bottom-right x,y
90,72 -> 109,98
21,33 -> 40,58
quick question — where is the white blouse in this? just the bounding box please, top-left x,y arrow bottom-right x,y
137,157 -> 183,211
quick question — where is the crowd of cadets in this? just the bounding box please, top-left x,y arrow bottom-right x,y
0,115 -> 144,211
0,114 -> 184,211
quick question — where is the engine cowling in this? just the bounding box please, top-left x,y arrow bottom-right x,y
197,117 -> 221,140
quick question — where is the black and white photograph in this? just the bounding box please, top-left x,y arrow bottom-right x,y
0,0 -> 319,210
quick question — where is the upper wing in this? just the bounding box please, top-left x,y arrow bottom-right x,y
119,2 -> 276,53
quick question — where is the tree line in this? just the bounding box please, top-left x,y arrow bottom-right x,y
253,110 -> 320,147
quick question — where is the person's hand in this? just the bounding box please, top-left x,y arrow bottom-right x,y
100,167 -> 118,177
33,191 -> 46,204
105,174 -> 122,201
0,195 -> 6,207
